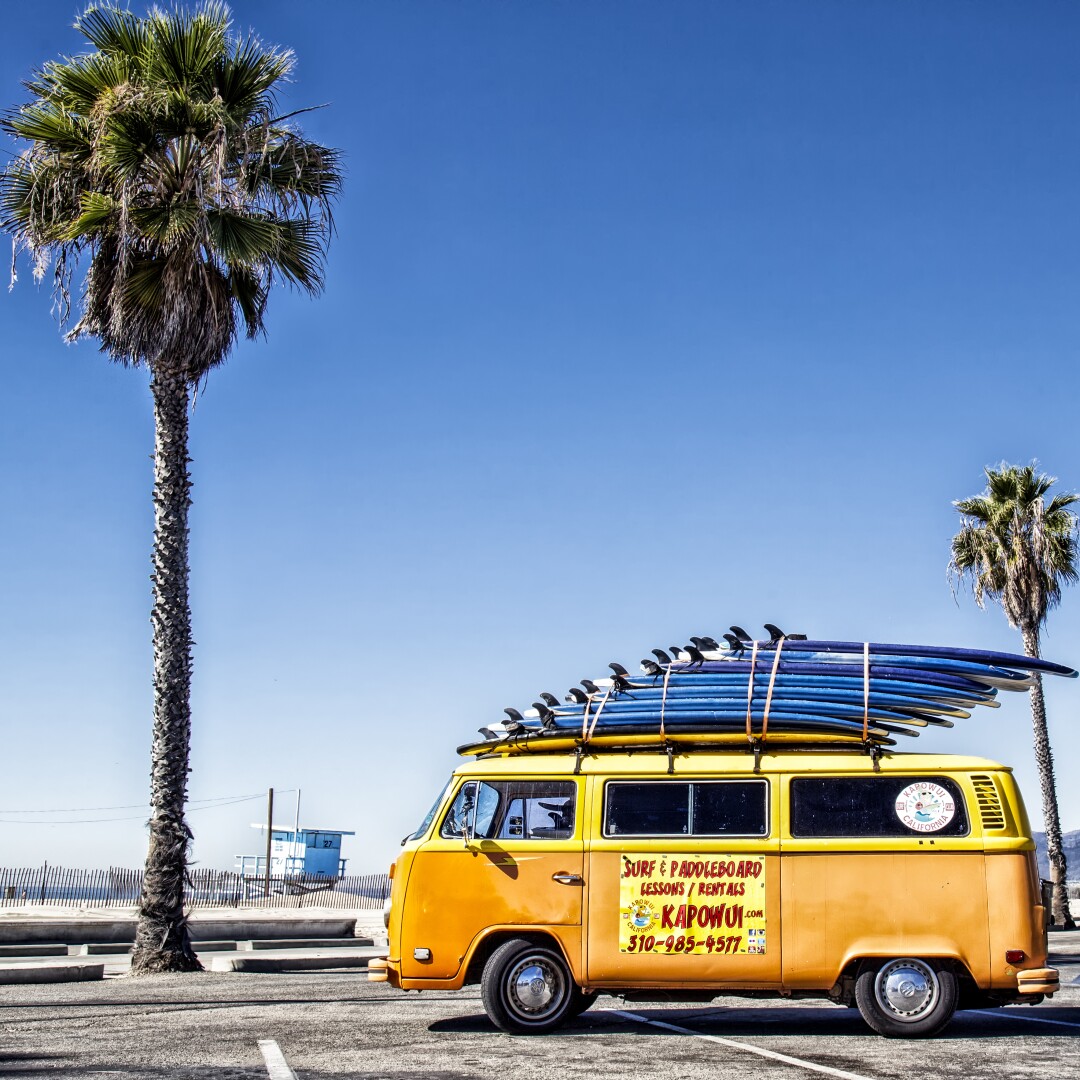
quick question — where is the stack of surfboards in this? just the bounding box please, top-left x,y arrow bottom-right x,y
458,628 -> 1077,756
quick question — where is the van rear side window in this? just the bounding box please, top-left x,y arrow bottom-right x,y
604,781 -> 768,837
790,776 -> 969,838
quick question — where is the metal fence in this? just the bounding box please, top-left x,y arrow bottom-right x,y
0,866 -> 391,910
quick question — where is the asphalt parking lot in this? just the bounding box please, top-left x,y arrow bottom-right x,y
1,970 -> 1079,1080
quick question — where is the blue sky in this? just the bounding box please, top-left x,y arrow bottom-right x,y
2,0 -> 1079,874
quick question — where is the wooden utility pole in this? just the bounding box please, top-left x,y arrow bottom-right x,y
264,788 -> 274,897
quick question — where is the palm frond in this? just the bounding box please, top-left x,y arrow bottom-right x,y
214,36 -> 293,117
37,51 -> 135,112
130,200 -> 203,244
1048,492 -> 1080,514
146,4 -> 230,89
4,103 -> 92,155
270,217 -> 325,291
227,264 -> 267,337
207,207 -> 281,265
76,6 -> 151,61
70,191 -> 118,237
243,131 -> 342,206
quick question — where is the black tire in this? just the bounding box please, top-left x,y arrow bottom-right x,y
569,987 -> 600,1017
855,957 -> 958,1038
480,938 -> 575,1035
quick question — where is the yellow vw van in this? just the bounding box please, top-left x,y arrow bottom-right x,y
370,747 -> 1057,1038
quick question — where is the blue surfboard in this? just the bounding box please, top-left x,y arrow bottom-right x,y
628,660 -> 1025,692
687,656 -> 1034,688
534,699 -> 945,727
735,639 -> 1077,678
594,677 -> 994,707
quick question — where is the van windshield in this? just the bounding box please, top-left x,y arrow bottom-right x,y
402,777 -> 454,844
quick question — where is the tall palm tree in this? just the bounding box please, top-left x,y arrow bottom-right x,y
950,463 -> 1078,929
1,3 -> 341,972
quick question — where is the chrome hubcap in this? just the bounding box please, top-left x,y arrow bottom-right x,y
508,957 -> 563,1018
875,959 -> 939,1021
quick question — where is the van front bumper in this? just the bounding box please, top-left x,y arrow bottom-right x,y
1016,967 -> 1059,996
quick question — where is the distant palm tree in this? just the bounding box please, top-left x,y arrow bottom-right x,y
1,3 -> 341,971
950,464 -> 1078,928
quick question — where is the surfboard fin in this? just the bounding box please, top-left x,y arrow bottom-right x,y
683,645 -> 705,665
640,659 -> 662,676
609,662 -> 629,676
565,687 -> 588,704
539,691 -> 560,707
581,679 -> 600,694
652,649 -> 672,665
698,636 -> 721,651
531,702 -> 557,731
730,626 -> 753,642
502,708 -> 526,735
764,623 -> 786,644
723,633 -> 746,655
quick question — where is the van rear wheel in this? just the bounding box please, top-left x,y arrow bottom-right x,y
855,957 -> 957,1038
481,938 -> 574,1034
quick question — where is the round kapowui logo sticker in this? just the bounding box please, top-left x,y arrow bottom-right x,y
895,782 -> 955,833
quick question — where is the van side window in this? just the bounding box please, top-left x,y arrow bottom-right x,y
440,780 -> 576,840
606,783 -> 688,835
790,776 -> 969,838
440,781 -> 501,839
604,781 -> 768,837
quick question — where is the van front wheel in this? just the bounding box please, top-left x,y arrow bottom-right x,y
855,958 -> 958,1038
481,938 -> 574,1034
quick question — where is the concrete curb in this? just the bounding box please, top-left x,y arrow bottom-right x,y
0,943 -> 68,957
210,950 -> 381,973
69,941 -> 240,956
0,917 -> 359,945
72,943 -> 133,956
0,962 -> 104,985
243,937 -> 374,951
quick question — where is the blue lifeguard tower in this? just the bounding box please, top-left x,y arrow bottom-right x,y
236,823 -> 355,878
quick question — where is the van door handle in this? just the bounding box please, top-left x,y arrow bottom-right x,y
552,872 -> 584,886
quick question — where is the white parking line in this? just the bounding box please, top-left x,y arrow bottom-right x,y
609,1010 -> 874,1080
979,1008 -> 1080,1031
257,1039 -> 298,1080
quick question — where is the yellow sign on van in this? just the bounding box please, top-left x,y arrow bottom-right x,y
619,854 -> 767,955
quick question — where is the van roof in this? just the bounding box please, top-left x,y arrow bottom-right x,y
455,749 -> 1010,777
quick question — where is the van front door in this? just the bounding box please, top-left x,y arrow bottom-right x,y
400,777 -> 584,981
586,777 -> 781,988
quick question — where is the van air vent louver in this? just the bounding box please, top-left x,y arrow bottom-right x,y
971,774 -> 1006,830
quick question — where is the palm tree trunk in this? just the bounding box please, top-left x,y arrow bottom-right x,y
130,370 -> 202,974
1020,622 -> 1075,929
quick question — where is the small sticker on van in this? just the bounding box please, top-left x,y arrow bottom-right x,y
619,854 -> 767,955
894,782 -> 956,833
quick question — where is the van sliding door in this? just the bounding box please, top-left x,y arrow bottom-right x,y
586,776 -> 781,987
